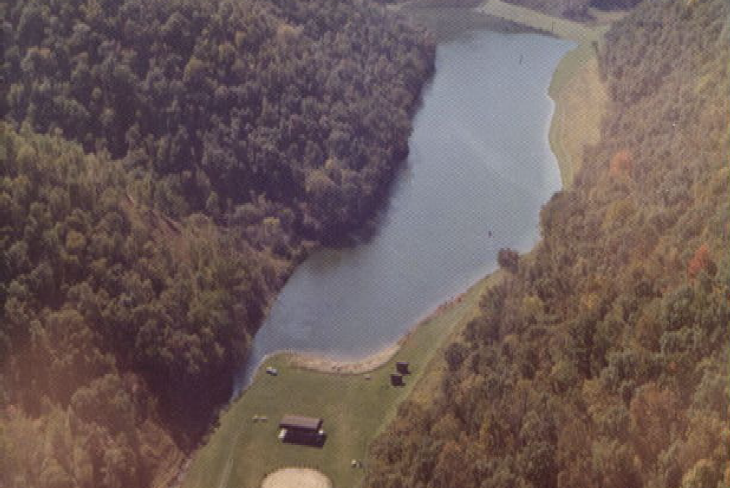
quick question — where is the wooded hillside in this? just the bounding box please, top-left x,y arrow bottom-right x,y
367,0 -> 730,487
1,0 -> 435,486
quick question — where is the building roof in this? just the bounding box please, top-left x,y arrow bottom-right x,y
279,414 -> 323,431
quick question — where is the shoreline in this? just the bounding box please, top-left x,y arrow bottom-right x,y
284,291 -> 468,375
231,289 -> 470,396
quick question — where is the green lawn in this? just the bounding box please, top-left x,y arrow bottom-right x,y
478,0 -> 602,43
546,16 -> 610,188
182,274 -> 497,488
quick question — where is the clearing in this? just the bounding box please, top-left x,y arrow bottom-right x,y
261,468 -> 332,488
181,274 -> 500,488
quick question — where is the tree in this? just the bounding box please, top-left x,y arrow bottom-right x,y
687,244 -> 716,279
497,248 -> 520,273
629,383 -> 681,465
609,149 -> 633,179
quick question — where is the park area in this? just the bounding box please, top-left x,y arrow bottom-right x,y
181,274 -> 498,488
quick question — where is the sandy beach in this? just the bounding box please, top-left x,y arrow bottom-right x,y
286,338 -> 405,375
285,292 -> 466,375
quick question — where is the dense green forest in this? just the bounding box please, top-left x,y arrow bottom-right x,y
5,0 -> 434,241
1,0 -> 434,486
1,126 -> 274,487
367,0 -> 730,487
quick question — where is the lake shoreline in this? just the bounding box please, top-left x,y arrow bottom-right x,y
285,290 -> 468,375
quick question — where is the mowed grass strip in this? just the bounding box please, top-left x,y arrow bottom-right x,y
182,274 -> 497,488
478,0 -> 600,43
546,9 -> 610,189
548,50 -> 607,188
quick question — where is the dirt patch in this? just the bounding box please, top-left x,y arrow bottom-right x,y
261,468 -> 332,488
287,341 -> 402,375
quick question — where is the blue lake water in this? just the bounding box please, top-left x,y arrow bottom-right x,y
234,31 -> 571,393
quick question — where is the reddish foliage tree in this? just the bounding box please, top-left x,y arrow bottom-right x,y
688,244 -> 716,279
609,150 -> 634,178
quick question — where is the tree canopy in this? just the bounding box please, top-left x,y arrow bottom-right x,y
1,0 -> 435,486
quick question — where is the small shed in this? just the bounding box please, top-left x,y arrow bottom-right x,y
390,373 -> 404,387
278,414 -> 326,446
279,414 -> 323,433
396,361 -> 410,375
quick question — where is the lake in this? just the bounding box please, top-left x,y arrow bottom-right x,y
234,30 -> 572,393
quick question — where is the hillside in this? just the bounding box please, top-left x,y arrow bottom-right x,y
366,0 -> 730,487
0,0 -> 435,487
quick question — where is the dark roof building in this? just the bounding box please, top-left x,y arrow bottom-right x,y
278,414 -> 326,447
390,373 -> 404,387
279,415 -> 323,432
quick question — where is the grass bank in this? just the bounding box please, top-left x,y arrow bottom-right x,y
478,0 -> 600,43
471,0 -> 616,188
545,2 -> 622,188
181,274 -> 500,488
548,43 -> 608,187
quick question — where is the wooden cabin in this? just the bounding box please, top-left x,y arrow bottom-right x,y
396,361 -> 410,375
279,414 -> 323,432
390,373 -> 404,387
278,414 -> 326,446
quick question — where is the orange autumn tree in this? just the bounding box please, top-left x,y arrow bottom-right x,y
688,243 -> 716,279
609,149 -> 634,178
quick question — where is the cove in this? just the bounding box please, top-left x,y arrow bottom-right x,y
233,30 -> 572,394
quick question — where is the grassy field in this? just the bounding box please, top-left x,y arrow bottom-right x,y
182,273 -> 500,488
545,12 -> 610,188
548,47 -> 607,188
478,0 -> 601,43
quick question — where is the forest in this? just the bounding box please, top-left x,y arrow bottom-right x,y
366,0 -> 730,487
1,0 -> 434,486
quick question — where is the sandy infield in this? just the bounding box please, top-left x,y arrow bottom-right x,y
261,468 -> 333,488
287,341 -> 402,375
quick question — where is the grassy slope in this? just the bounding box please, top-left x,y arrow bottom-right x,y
548,44 -> 608,187
182,4 -> 614,487
478,0 -> 599,42
182,275 -> 498,488
544,3 -> 621,188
